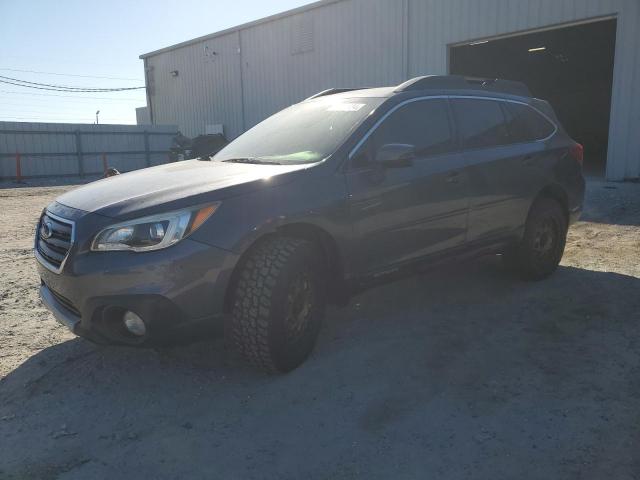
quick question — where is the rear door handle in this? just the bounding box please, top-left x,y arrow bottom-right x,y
446,171 -> 460,184
522,155 -> 534,166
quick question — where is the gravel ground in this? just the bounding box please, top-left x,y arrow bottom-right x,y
0,178 -> 639,479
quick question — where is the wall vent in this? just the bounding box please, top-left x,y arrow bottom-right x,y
290,15 -> 314,55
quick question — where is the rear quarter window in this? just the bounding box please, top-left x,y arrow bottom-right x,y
502,102 -> 556,143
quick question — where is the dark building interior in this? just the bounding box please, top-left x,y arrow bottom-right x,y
450,19 -> 617,176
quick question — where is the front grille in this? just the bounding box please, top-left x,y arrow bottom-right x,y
36,212 -> 74,272
47,284 -> 81,317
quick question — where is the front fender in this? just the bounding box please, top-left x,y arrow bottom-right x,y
190,171 -> 352,260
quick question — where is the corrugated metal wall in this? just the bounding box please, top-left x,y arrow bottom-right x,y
144,0 -> 405,139
143,0 -> 639,180
0,122 -> 177,179
146,32 -> 244,139
238,0 -> 406,129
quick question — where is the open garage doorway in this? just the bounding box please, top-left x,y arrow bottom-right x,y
450,18 -> 617,177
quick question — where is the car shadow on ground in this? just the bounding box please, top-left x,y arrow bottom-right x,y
1,257 -> 639,479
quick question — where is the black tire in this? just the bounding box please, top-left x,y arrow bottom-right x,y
229,236 -> 326,373
502,197 -> 568,280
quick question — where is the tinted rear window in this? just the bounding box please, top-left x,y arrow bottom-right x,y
503,102 -> 556,142
451,99 -> 510,149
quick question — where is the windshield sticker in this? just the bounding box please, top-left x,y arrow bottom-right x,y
327,103 -> 366,112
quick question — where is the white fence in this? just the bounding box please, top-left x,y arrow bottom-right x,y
0,122 -> 178,179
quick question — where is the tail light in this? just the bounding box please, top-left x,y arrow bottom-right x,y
569,143 -> 584,166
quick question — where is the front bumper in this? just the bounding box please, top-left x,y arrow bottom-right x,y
40,284 -> 81,333
37,233 -> 239,346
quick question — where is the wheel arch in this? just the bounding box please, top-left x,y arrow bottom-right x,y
532,183 -> 569,222
223,222 -> 347,313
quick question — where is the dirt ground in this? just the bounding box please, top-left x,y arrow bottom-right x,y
0,177 -> 639,479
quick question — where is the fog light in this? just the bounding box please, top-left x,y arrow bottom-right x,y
123,311 -> 146,336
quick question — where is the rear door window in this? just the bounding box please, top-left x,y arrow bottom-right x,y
502,102 -> 555,142
450,98 -> 510,150
364,99 -> 454,159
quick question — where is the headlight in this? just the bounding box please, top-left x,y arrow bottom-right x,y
91,203 -> 220,252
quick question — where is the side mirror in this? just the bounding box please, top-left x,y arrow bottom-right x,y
375,143 -> 416,168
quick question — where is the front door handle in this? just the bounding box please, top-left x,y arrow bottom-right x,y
522,155 -> 534,166
446,171 -> 460,184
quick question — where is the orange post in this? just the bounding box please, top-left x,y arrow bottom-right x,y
102,153 -> 108,174
15,152 -> 22,182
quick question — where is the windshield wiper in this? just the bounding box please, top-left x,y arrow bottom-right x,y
221,158 -> 282,165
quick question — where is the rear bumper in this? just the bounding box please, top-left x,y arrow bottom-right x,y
566,169 -> 586,226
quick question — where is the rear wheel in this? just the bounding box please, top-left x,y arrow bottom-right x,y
229,236 -> 326,373
502,197 -> 567,280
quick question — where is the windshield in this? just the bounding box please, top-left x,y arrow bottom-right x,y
214,96 -> 384,165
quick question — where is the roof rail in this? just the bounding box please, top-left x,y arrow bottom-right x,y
304,88 -> 365,101
394,75 -> 531,97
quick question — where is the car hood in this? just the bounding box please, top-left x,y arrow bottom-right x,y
56,160 -> 311,218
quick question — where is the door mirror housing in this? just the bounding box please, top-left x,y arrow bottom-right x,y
375,143 -> 416,168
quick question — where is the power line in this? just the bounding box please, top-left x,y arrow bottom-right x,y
0,53 -> 138,70
0,78 -> 145,92
0,106 -> 143,114
0,115 -> 132,121
1,107 -> 108,114
0,115 -> 134,121
0,101 -> 134,110
0,101 -> 142,110
0,109 -> 118,116
0,109 -> 138,118
1,74 -> 145,90
0,68 -> 143,82
0,78 -> 146,92
0,75 -> 146,92
0,89 -> 145,101
0,98 -> 141,105
0,101 -> 143,109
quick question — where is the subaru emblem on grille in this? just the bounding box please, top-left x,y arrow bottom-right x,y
40,220 -> 53,239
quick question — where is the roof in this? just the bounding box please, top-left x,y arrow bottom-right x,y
140,0 -> 343,59
302,76 -> 534,103
312,87 -> 533,103
395,75 -> 531,97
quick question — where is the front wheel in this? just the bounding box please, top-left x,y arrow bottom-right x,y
502,197 -> 568,280
229,236 -> 326,373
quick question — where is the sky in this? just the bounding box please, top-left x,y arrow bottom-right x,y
0,0 -> 313,125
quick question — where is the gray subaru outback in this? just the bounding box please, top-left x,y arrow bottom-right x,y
35,75 -> 585,372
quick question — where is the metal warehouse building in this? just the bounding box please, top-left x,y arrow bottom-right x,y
139,0 -> 640,180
